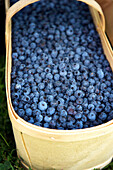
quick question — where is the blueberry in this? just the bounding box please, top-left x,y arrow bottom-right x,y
84,109 -> 89,115
88,111 -> 96,121
48,34 -> 53,41
105,105 -> 111,113
82,115 -> 87,122
84,60 -> 90,66
67,106 -> 75,115
60,70 -> 67,76
66,89 -> 73,96
18,109 -> 25,117
37,67 -> 43,73
22,95 -> 30,102
35,76 -> 42,83
58,98 -> 65,105
47,83 -> 53,89
18,71 -> 23,77
76,98 -> 83,105
12,92 -> 19,99
75,121 -> 83,129
41,72 -> 46,79
30,42 -> 36,49
57,104 -> 64,112
59,63 -> 66,70
33,97 -> 38,103
38,83 -> 45,90
70,96 -> 76,101
82,80 -> 89,87
95,105 -> 103,113
55,87 -> 61,93
46,73 -> 53,79
97,68 -> 104,79
67,121 -> 74,129
70,83 -> 77,91
31,55 -> 37,62
75,112 -> 82,119
28,76 -> 34,83
109,111 -> 113,118
32,86 -> 38,92
44,116 -> 52,123
101,83 -> 107,91
47,107 -> 55,115
51,50 -> 58,58
34,122 -> 42,126
45,67 -> 51,73
26,108 -> 32,116
75,90 -> 85,98
38,101 -> 47,111
34,92 -> 40,98
88,93 -> 97,101
44,123 -> 50,128
88,104 -> 94,110
76,105 -> 82,111
28,117 -> 34,124
19,55 -> 25,61
97,95 -> 103,101
24,87 -> 31,95
88,86 -> 95,93
22,40 -> 29,47
36,114 -> 43,122
59,114 -> 67,122
89,79 -> 95,85
66,26 -> 74,36
47,95 -> 54,102
33,109 -> 41,117
12,52 -> 18,59
31,103 -> 37,110
67,72 -> 73,79
72,63 -> 80,70
61,110 -> 67,117
19,102 -> 24,109
74,70 -> 80,76
99,112 -> 107,121
24,104 -> 30,109
59,25 -> 65,32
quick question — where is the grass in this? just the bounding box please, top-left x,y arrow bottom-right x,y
0,56 -> 24,170
0,55 -> 113,170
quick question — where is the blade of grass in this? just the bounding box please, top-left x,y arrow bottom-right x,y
0,133 -> 9,147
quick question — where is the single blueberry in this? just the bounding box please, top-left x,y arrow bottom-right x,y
38,101 -> 47,111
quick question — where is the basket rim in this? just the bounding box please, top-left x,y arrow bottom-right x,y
6,0 -> 113,137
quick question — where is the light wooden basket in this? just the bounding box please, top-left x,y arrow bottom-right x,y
5,0 -> 113,169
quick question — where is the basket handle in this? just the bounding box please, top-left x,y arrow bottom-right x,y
77,0 -> 105,32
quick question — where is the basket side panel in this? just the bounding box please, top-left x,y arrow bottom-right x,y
12,127 -> 32,168
21,132 -> 113,170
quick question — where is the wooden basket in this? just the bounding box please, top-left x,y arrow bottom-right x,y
5,0 -> 113,169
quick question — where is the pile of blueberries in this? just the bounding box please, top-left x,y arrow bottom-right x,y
11,0 -> 113,130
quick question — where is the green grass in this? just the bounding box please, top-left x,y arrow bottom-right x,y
0,55 -> 113,170
0,56 -> 24,170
